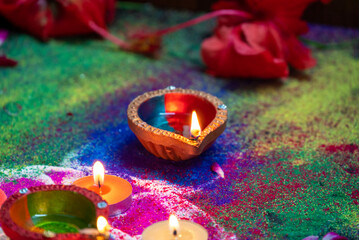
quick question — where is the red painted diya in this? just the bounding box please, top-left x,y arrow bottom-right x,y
0,185 -> 109,240
127,87 -> 228,161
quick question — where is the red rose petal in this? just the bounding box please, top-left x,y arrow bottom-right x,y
200,0 -> 331,78
241,21 -> 284,59
0,56 -> 17,67
201,24 -> 289,78
285,35 -> 316,70
211,162 -> 225,179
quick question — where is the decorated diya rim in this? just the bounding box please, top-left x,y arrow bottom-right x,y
127,87 -> 228,160
0,185 -> 109,240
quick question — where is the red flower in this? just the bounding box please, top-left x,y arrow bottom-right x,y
0,0 -> 115,41
0,56 -> 17,67
0,30 -> 17,67
201,0 -> 330,78
0,0 -> 147,54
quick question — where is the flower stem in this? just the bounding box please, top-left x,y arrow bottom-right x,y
88,9 -> 253,49
154,9 -> 253,36
88,21 -> 129,49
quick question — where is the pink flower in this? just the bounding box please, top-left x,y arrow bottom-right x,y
303,232 -> 347,240
201,0 -> 330,78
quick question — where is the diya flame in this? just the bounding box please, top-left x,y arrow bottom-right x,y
190,111 -> 201,138
93,161 -> 105,189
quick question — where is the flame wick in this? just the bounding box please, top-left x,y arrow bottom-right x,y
98,179 -> 102,194
173,229 -> 178,240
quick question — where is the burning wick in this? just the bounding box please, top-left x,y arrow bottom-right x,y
97,216 -> 111,239
190,111 -> 201,139
97,216 -> 110,234
79,216 -> 110,239
169,215 -> 180,240
93,161 -> 105,194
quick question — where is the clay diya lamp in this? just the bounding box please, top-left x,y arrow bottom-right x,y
0,185 -> 111,240
73,161 -> 133,217
142,214 -> 208,240
127,87 -> 228,161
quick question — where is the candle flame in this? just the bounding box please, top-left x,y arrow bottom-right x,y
93,161 -> 105,188
169,214 -> 180,237
97,216 -> 109,234
190,111 -> 201,138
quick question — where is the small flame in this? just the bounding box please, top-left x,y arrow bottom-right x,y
190,111 -> 201,138
169,215 -> 180,237
97,216 -> 109,234
93,161 -> 105,188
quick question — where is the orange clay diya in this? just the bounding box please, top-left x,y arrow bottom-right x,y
127,87 -> 228,161
73,161 -> 132,217
0,185 -> 110,240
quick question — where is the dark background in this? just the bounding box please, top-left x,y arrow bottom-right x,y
125,0 -> 359,28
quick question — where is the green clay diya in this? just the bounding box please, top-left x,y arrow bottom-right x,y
0,185 -> 109,240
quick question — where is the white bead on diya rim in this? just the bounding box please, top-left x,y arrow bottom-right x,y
142,214 -> 208,240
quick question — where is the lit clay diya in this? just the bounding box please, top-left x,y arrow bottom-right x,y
142,215 -> 208,240
127,87 -> 228,161
73,161 -> 133,217
0,185 -> 109,240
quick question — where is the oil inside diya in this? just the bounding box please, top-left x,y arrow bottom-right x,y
127,87 -> 228,161
73,161 -> 133,217
0,185 -> 109,240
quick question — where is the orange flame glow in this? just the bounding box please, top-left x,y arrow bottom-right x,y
93,161 -> 105,188
190,111 -> 201,138
169,214 -> 180,237
97,216 -> 109,234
